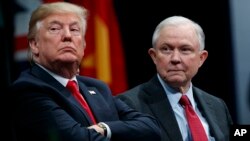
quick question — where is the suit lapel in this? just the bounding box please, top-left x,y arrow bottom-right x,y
77,80 -> 114,123
143,76 -> 183,141
193,87 -> 224,141
75,81 -> 100,124
31,65 -> 93,125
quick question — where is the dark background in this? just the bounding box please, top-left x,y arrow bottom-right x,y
1,0 -> 236,139
114,0 -> 236,121
1,0 -> 236,119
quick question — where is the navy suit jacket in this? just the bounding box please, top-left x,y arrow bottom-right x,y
117,75 -> 233,141
10,65 -> 161,141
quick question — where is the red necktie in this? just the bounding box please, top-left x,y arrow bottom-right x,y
179,95 -> 208,141
66,80 -> 96,124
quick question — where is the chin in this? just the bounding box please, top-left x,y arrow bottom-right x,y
166,78 -> 184,86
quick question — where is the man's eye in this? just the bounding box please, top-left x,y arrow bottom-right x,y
49,27 -> 60,33
71,28 -> 81,35
161,47 -> 171,52
163,47 -> 170,51
71,28 -> 79,31
181,48 -> 193,54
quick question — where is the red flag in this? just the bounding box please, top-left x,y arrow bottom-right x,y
70,0 -> 128,95
14,0 -> 128,95
14,0 -> 43,63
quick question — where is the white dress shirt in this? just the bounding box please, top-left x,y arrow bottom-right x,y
36,64 -> 112,139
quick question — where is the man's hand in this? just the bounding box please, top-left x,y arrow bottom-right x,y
88,124 -> 105,136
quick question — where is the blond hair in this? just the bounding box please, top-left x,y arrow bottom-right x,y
27,2 -> 88,62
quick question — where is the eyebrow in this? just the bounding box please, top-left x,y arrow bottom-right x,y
48,20 -> 80,26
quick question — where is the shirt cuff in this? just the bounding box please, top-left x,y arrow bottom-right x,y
100,122 -> 111,139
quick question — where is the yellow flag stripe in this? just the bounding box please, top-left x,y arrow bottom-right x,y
81,53 -> 94,68
95,15 -> 111,83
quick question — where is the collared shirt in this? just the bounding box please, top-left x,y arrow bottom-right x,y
36,63 -> 77,87
36,64 -> 112,139
157,74 -> 215,141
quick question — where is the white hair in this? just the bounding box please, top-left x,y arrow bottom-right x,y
152,16 -> 205,50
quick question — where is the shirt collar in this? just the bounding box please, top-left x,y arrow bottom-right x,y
36,63 -> 77,87
157,74 -> 195,109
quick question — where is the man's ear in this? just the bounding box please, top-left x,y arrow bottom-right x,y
199,50 -> 208,67
148,48 -> 157,64
29,39 -> 39,55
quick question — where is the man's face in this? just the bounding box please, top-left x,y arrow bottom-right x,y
30,12 -> 86,68
149,24 -> 208,88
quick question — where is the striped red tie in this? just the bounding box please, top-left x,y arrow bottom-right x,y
66,80 -> 96,124
179,95 -> 208,141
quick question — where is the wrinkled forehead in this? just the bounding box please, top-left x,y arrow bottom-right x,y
37,12 -> 86,32
41,12 -> 81,24
156,25 -> 200,48
159,24 -> 198,41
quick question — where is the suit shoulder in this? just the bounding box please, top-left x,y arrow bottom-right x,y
77,76 -> 112,95
119,83 -> 146,97
77,76 -> 107,86
193,86 -> 226,104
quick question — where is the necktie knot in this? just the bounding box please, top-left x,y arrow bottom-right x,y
66,80 -> 78,93
179,95 -> 191,107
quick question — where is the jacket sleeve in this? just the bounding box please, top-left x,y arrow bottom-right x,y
104,97 -> 162,141
10,81 -> 109,141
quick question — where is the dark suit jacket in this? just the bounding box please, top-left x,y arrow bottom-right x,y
9,65 -> 161,141
117,75 -> 233,141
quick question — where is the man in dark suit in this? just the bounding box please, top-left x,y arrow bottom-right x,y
9,2 -> 161,141
117,16 -> 233,141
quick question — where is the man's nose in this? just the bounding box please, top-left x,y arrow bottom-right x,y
170,50 -> 181,63
61,28 -> 72,41
63,28 -> 72,37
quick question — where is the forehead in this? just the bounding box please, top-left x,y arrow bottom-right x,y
157,24 -> 199,47
42,12 -> 81,25
161,24 -> 196,37
159,24 -> 198,42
